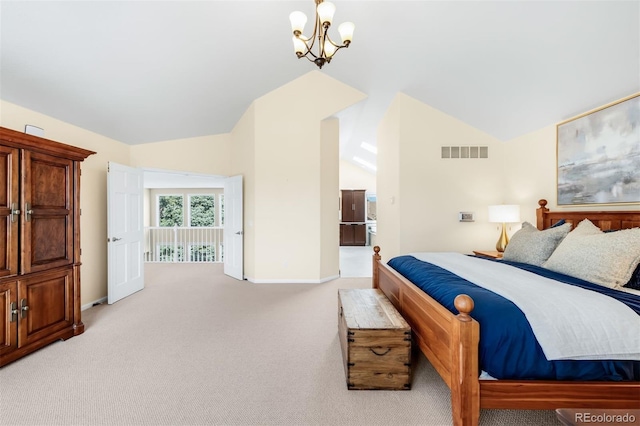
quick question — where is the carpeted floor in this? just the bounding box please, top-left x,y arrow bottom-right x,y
0,263 -> 561,425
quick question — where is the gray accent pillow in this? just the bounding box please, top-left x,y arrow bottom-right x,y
502,221 -> 572,266
543,219 -> 640,289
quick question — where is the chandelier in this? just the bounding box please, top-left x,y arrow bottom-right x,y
289,1 -> 354,69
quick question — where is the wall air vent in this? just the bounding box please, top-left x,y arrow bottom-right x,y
441,146 -> 488,159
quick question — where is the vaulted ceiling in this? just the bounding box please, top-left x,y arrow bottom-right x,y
1,1 -> 638,171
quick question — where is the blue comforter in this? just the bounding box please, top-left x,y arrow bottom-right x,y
387,255 -> 640,381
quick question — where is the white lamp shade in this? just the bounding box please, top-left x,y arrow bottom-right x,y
289,11 -> 307,34
488,205 -> 521,223
292,36 -> 306,55
317,1 -> 335,25
338,21 -> 354,43
323,42 -> 337,57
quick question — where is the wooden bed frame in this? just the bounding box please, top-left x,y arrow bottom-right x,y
372,199 -> 640,426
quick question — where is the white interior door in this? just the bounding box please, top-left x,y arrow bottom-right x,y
223,175 -> 243,280
107,162 -> 144,304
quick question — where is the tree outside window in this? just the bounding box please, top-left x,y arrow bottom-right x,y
158,195 -> 184,226
189,195 -> 215,227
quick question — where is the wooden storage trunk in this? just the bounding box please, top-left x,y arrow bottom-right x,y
338,288 -> 411,390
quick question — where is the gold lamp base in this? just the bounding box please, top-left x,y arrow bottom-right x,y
495,222 -> 509,252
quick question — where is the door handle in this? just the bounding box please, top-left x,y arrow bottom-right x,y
10,203 -> 20,223
25,203 -> 33,222
109,237 -> 122,242
9,302 -> 18,323
20,299 -> 29,319
235,231 -> 243,235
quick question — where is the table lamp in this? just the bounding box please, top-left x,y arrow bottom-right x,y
488,204 -> 521,252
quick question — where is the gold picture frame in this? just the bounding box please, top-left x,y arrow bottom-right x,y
557,93 -> 640,206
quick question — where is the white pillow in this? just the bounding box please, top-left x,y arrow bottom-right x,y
502,221 -> 572,266
543,219 -> 640,288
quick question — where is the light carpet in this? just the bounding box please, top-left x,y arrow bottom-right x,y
0,263 -> 560,426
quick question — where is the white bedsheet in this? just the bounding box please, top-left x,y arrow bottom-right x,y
410,252 -> 640,361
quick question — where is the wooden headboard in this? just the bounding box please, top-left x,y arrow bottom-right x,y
536,199 -> 640,231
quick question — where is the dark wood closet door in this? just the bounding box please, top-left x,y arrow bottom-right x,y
353,224 -> 367,245
0,281 -> 17,356
340,223 -> 367,246
341,190 -> 366,222
341,191 -> 354,222
0,146 -> 19,278
340,224 -> 354,245
21,151 -> 74,274
352,190 -> 366,222
17,268 -> 73,348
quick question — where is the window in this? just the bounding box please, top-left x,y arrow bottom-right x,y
158,195 -> 184,226
157,194 -> 220,227
189,195 -> 215,227
150,192 -> 223,263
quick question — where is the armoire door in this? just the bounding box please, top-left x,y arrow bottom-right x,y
352,190 -> 366,222
340,224 -> 355,245
341,191 -> 354,222
341,190 -> 366,223
20,151 -> 74,274
0,146 -> 19,278
17,268 -> 73,348
0,281 -> 17,356
353,224 -> 367,246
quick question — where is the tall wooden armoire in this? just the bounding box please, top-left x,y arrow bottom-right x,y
0,127 -> 95,367
340,189 -> 367,246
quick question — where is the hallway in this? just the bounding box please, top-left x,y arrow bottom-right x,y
339,246 -> 373,278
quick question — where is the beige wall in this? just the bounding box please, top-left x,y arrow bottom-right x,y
247,71 -> 366,282
130,133 -> 232,176
0,101 -> 130,306
339,160 -> 376,192
320,118 -> 340,279
376,94 -> 506,261
230,103 -> 256,279
143,189 -> 151,227
502,125 -> 557,224
377,96 -> 402,260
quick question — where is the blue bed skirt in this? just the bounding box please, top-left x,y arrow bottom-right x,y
387,255 -> 640,381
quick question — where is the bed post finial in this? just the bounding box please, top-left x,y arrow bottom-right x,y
537,199 -> 549,230
454,295 -> 474,322
372,246 -> 381,289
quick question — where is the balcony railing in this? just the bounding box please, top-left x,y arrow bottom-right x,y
144,226 -> 223,263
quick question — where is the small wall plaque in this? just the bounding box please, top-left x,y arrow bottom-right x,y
459,212 -> 475,222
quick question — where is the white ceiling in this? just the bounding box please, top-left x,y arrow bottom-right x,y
1,1 -> 639,171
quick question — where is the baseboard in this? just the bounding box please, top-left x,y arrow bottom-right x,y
81,297 -> 107,311
246,274 -> 340,284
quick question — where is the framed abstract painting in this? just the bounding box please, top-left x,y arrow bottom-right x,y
557,93 -> 640,206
